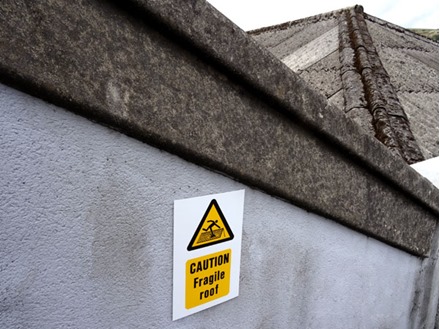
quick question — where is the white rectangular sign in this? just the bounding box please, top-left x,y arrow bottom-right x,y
173,190 -> 245,320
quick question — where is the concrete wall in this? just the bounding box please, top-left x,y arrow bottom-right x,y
0,83 -> 427,328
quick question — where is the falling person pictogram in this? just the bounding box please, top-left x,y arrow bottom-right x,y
187,199 -> 234,251
203,220 -> 221,238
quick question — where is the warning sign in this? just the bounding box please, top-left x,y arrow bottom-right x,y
187,199 -> 234,251
186,249 -> 231,309
173,190 -> 244,320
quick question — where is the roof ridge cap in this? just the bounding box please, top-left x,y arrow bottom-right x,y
248,5 -> 360,35
340,8 -> 425,163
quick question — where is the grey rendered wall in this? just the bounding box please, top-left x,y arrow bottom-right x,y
0,83 -> 425,328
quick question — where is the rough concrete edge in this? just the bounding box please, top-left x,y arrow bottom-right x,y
125,0 -> 438,211
0,0 -> 438,255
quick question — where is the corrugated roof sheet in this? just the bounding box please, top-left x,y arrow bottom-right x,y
250,5 -> 439,163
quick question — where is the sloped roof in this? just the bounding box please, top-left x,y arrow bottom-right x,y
250,5 -> 439,164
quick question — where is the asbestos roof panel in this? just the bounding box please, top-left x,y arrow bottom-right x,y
251,17 -> 339,60
368,20 -> 439,160
365,19 -> 438,51
251,24 -> 307,50
297,50 -> 342,99
404,48 -> 439,71
398,92 -> 439,158
270,18 -> 339,59
298,67 -> 341,98
365,17 -> 438,161
282,26 -> 339,72
378,47 -> 439,93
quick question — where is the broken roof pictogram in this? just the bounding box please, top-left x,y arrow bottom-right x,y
187,199 -> 234,251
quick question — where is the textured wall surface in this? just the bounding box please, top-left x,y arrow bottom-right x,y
0,83 -> 427,328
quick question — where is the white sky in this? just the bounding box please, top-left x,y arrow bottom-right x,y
207,0 -> 439,31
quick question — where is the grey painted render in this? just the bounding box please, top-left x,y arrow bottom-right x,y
0,0 -> 437,256
0,83 -> 428,329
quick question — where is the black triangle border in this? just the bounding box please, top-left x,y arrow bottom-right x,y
187,199 -> 234,251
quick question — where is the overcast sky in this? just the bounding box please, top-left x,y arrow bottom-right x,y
207,0 -> 439,31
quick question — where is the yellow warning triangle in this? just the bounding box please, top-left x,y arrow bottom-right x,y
187,199 -> 234,251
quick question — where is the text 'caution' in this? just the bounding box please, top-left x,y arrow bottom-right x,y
185,249 -> 231,309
